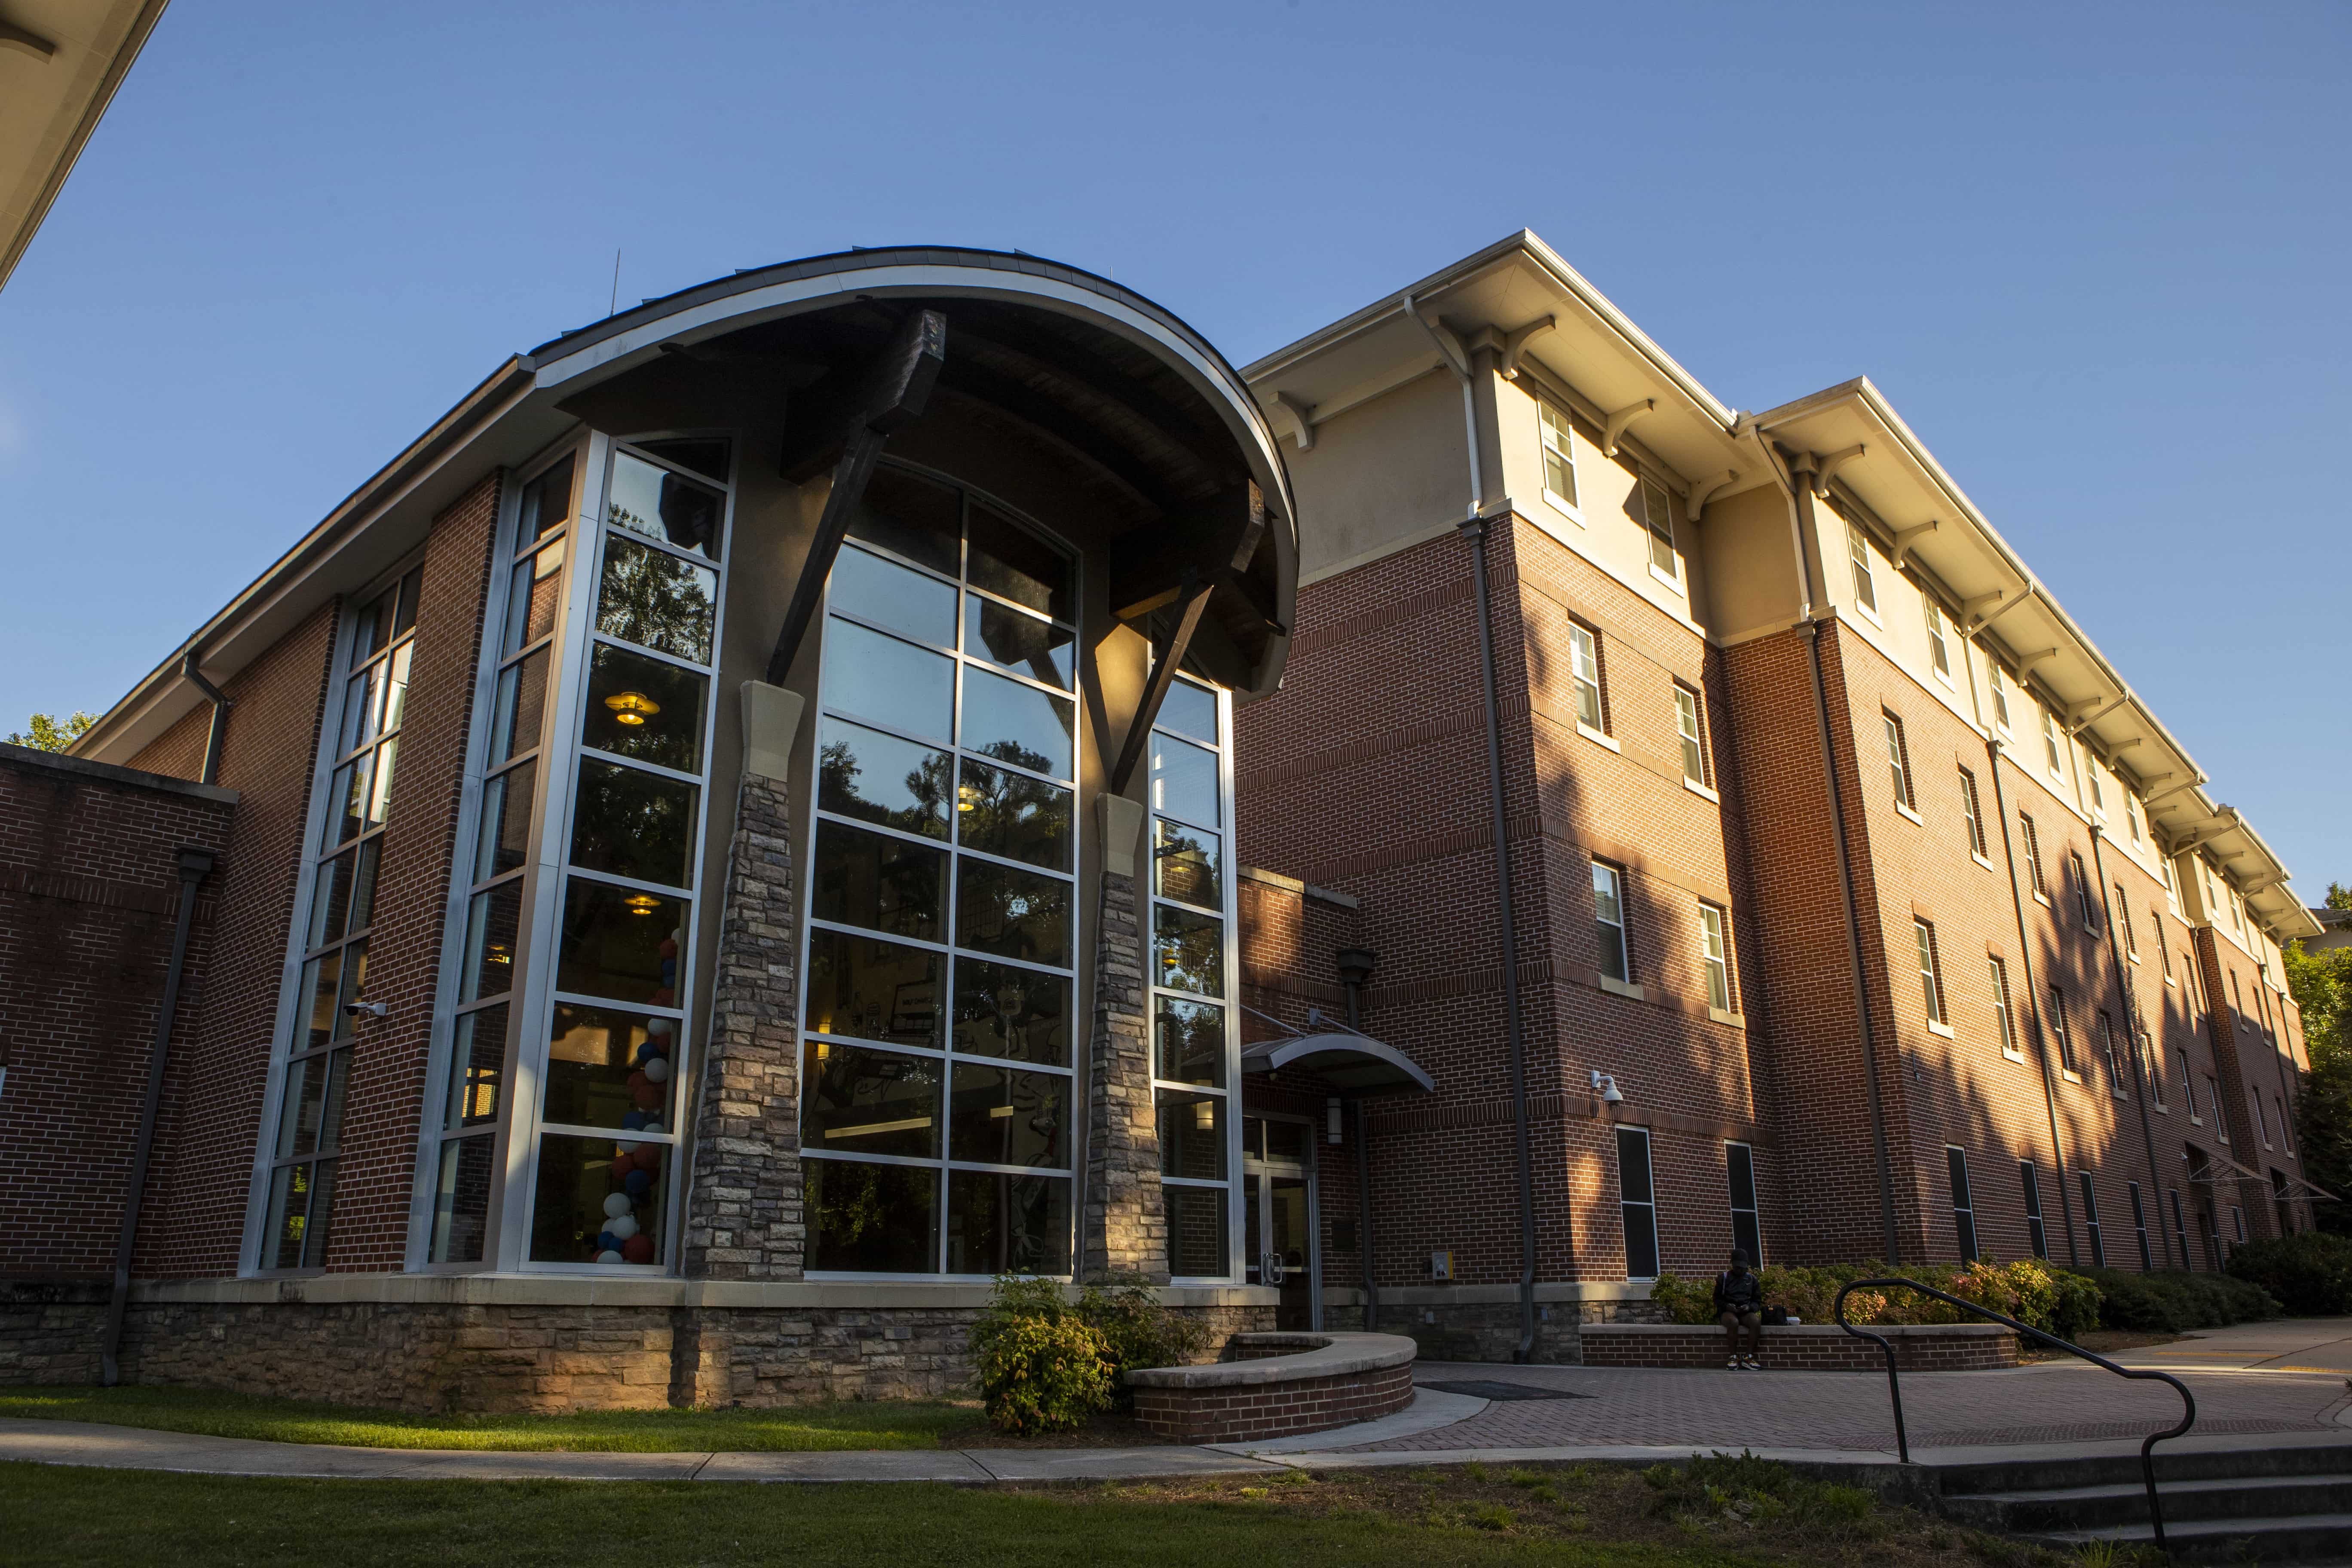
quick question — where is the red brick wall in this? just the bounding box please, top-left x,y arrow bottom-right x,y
0,751 -> 236,1279
1579,1323 -> 2018,1371
1131,1358 -> 1414,1442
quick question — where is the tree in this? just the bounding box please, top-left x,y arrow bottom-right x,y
5,711 -> 98,752
2285,882 -> 2352,1235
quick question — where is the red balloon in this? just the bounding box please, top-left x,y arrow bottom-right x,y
609,1154 -> 636,1179
658,938 -> 678,959
622,1234 -> 656,1264
630,1146 -> 660,1175
649,988 -> 675,1007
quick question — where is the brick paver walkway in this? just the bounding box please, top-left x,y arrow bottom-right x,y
1348,1359 -> 2352,1453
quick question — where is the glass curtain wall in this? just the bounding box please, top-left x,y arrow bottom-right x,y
800,462 -> 1080,1276
430,453 -> 573,1263
261,566 -> 423,1269
1151,675 -> 1236,1280
524,435 -> 733,1267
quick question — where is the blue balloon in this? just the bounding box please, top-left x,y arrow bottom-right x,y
635,1041 -> 666,1065
623,1169 -> 653,1197
596,1230 -> 621,1253
622,1111 -> 647,1130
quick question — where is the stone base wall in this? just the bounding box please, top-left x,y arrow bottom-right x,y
0,1281 -> 108,1384
1579,1322 -> 2019,1372
1357,1295 -> 1667,1364
11,1293 -> 1276,1413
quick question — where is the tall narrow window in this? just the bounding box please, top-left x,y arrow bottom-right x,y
1641,478 -> 1677,580
2167,1188 -> 2190,1270
1923,593 -> 1951,677
2126,793 -> 2144,845
2020,1160 -> 2048,1259
1990,662 -> 2012,732
2205,1076 -> 2226,1140
1916,920 -> 1946,1026
2079,1172 -> 2106,1266
2115,890 -> 2137,958
2070,851 -> 2098,931
1990,956 -> 2020,1058
1700,903 -> 1733,1015
2042,707 -> 2065,780
2048,987 -> 2076,1070
1849,524 -> 1878,615
1593,861 -> 1630,983
1569,622 -> 1605,732
2157,925 -> 2172,980
2178,1048 -> 2198,1118
527,435 -> 733,1270
1673,683 -> 1709,787
2020,813 -> 2047,896
2129,1180 -> 2153,1270
2147,1031 -> 2167,1108
2098,1010 -> 2124,1095
1725,1142 -> 1762,1266
799,463 -> 1088,1279
1959,768 -> 1987,858
1617,1125 -> 1659,1279
2087,764 -> 2106,817
2255,1093 -> 2272,1147
1152,674 -> 1236,1281
1884,711 -> 1914,809
1538,401 -> 1579,512
1948,1147 -> 1978,1262
263,564 -> 424,1271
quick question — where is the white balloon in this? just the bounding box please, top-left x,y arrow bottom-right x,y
643,1058 -> 671,1084
608,1214 -> 640,1240
614,1140 -> 640,1156
596,1250 -> 624,1264
603,1192 -> 633,1219
646,1018 -> 673,1038
639,1119 -> 664,1137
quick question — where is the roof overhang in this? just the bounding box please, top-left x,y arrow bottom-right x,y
1,0 -> 170,291
1243,230 -> 1753,503
1240,1032 -> 1435,1093
75,247 -> 1293,764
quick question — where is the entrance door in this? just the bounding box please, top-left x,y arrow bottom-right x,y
1242,1116 -> 1318,1330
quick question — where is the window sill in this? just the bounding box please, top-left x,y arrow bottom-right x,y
2152,1102 -> 2169,1115
1932,666 -> 1956,689
1598,975 -> 1646,1001
2128,951 -> 2141,965
2033,892 -> 2052,909
1926,1020 -> 1956,1040
2003,1048 -> 2026,1065
1894,801 -> 1923,827
1543,490 -> 1585,527
1683,777 -> 1719,804
2061,1068 -> 2084,1084
1649,562 -> 1686,594
1854,602 -> 1883,628
2165,974 -> 2177,986
1578,723 -> 1621,753
1971,852 -> 1996,872
1707,1007 -> 1746,1028
2187,1115 -> 2203,1127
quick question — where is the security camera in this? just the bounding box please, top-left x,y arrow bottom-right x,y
343,1001 -> 389,1020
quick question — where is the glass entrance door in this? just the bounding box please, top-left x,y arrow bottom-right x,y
1241,1117 -> 1317,1330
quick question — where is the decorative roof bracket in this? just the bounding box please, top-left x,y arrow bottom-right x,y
2069,694 -> 2128,734
1601,398 -> 1656,457
1272,391 -> 1319,452
2015,646 -> 2061,680
1498,315 -> 1556,380
1970,585 -> 2035,633
1686,469 -> 1740,523
1891,519 -> 1938,567
1809,443 -> 1865,496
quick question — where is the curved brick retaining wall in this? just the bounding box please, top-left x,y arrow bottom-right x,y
1127,1331 -> 1418,1442
1579,1321 -> 2018,1371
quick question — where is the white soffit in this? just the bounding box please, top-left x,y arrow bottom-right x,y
0,0 -> 170,291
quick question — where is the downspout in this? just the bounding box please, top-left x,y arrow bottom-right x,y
1337,949 -> 1378,1332
1404,292 -> 1483,521
2091,826 -> 2178,1267
101,845 -> 215,1385
180,650 -> 233,787
1979,738 -> 2084,1265
1746,421 -> 1901,1262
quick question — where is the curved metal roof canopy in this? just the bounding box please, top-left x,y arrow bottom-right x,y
1241,1032 -> 1434,1093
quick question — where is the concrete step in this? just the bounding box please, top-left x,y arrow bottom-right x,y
1935,1442 -> 2352,1497
2027,1513 -> 2352,1565
1943,1473 -> 2352,1532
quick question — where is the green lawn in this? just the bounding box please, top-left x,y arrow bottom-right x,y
0,1384 -> 971,1452
0,1462 -> 1894,1568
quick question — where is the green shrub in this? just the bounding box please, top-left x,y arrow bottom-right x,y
1655,1259 -> 2103,1337
2226,1231 -> 2352,1316
1074,1275 -> 1210,1408
2071,1266 -> 2278,1331
969,1308 -> 1112,1435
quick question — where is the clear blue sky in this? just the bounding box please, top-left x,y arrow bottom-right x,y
3,1 -> 2344,885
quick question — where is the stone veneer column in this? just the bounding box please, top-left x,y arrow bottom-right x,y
1083,793 -> 1168,1282
680,683 -> 808,1282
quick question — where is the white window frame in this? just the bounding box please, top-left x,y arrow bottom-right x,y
1923,592 -> 1952,682
1916,920 -> 1949,1032
1593,861 -> 1630,985
1673,682 -> 1710,790
1537,400 -> 1581,522
1641,477 -> 1680,588
1700,902 -> 1733,1019
1990,955 -> 2022,1063
1848,524 -> 1880,620
1616,1125 -> 1660,1280
1959,766 -> 1989,862
1724,1141 -> 1763,1265
1569,622 -> 1605,736
1884,710 -> 1917,815
2042,706 -> 2065,782
1989,662 -> 2012,734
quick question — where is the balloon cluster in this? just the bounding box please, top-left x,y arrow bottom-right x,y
592,1014 -> 675,1265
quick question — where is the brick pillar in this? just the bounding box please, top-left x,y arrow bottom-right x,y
1084,794 -> 1167,1282
680,684 -> 806,1280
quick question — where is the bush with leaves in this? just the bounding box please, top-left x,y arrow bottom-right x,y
2226,1231 -> 2352,1317
1073,1274 -> 1210,1409
968,1276 -> 1113,1434
1651,1257 -> 2100,1338
2073,1266 -> 2278,1331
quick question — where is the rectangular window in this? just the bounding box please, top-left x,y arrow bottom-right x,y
2178,1048 -> 2198,1117
1990,662 -> 2012,732
2231,1205 -> 2248,1249
1538,401 -> 1579,512
2049,986 -> 2075,1071
2147,1030 -> 2167,1109
2087,764 -> 2106,817
1990,956 -> 2020,1058
1673,683 -> 1710,787
2021,813 -> 2047,896
1884,711 -> 1914,810
2205,1075 -> 2226,1140
2158,926 -> 2172,980
2079,1171 -> 2106,1267
1641,478 -> 1677,580
1959,768 -> 1987,858
2098,1010 -> 2124,1096
1700,903 -> 1733,1015
1569,622 -> 1605,732
1915,920 -> 1946,1026
1924,593 -> 1951,677
2116,890 -> 2137,958
2256,1093 -> 2272,1147
2126,793 -> 2144,845
2021,1160 -> 2049,1260
2129,1180 -> 2153,1270
1948,1147 -> 1979,1262
2042,707 -> 2065,780
2168,1188 -> 2191,1270
1849,524 -> 1878,615
1593,861 -> 1630,983
1617,1125 -> 1660,1279
1725,1142 -> 1762,1265
2070,851 -> 2099,931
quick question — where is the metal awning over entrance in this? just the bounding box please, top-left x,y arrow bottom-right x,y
1240,1030 -> 1434,1093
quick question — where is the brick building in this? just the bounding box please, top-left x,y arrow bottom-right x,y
0,234 -> 2324,1404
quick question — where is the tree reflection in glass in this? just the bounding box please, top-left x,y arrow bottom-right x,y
948,1062 -> 1066,1167
956,753 -> 1070,871
569,759 -> 698,891
582,643 -> 707,772
1153,818 -> 1220,908
951,958 -> 1069,1065
1152,904 -> 1222,995
818,718 -> 949,839
812,820 -> 946,941
800,1038 -> 941,1160
597,536 -> 717,662
956,860 -> 1069,968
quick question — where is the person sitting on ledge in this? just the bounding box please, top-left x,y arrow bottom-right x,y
1713,1250 -> 1764,1370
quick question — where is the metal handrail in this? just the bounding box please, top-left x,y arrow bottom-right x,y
1833,1276 -> 2197,1553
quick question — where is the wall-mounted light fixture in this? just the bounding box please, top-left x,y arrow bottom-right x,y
1589,1069 -> 1625,1103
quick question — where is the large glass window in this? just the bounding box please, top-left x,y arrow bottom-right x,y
802,464 -> 1081,1277
263,565 -> 423,1270
1617,1126 -> 1659,1280
525,437 -> 732,1268
1152,673 -> 1234,1281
